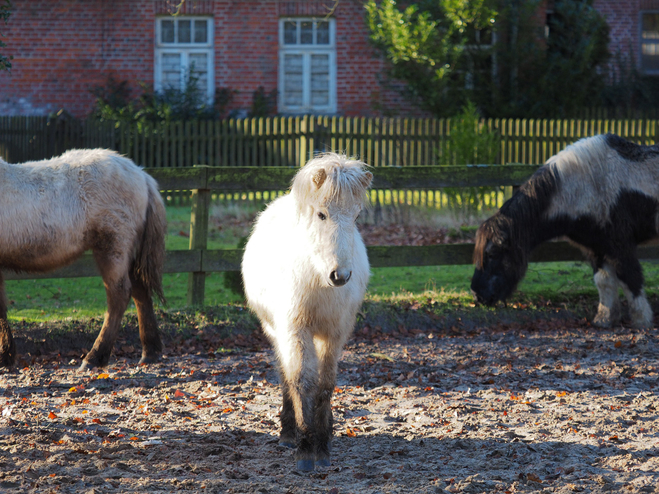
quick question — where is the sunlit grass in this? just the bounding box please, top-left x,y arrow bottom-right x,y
8,198 -> 659,323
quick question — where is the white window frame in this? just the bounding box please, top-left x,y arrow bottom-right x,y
462,30 -> 497,90
640,11 -> 659,75
154,16 -> 214,103
278,18 -> 337,114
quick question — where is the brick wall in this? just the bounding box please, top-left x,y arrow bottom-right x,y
594,0 -> 638,59
0,0 -> 425,118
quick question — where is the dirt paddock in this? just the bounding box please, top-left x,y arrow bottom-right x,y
1,315 -> 658,493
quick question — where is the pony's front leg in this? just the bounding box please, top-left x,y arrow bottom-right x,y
279,380 -> 297,448
0,273 -> 15,368
616,255 -> 653,329
313,334 -> 345,468
275,329 -> 318,471
593,263 -> 621,328
80,259 -> 132,370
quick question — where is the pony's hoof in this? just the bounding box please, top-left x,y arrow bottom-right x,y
0,321 -> 16,368
0,349 -> 15,369
315,458 -> 330,468
79,356 -> 107,371
592,315 -> 614,328
138,353 -> 161,365
78,360 -> 94,372
279,439 -> 296,449
630,319 -> 653,330
296,459 -> 315,471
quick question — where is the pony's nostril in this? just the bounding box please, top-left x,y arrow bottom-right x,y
329,270 -> 351,287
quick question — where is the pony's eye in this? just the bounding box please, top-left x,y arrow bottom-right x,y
317,212 -> 327,221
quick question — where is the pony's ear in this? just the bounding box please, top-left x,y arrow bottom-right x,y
312,168 -> 327,189
361,171 -> 373,189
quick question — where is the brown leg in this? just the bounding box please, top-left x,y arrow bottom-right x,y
274,330 -> 318,471
129,273 -> 162,364
80,253 -> 132,371
279,379 -> 297,448
0,273 -> 15,368
313,334 -> 344,467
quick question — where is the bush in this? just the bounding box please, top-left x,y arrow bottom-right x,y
436,101 -> 501,222
90,72 -> 235,124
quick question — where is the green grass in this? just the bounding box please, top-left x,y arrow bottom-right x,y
9,261 -> 659,323
7,200 -> 659,323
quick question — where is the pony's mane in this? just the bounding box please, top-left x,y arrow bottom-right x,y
473,160 -> 560,268
291,153 -> 371,213
546,134 -> 609,184
474,134 -> 620,269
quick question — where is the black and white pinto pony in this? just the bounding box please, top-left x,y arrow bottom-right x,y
242,153 -> 372,471
0,149 -> 167,369
472,133 -> 659,329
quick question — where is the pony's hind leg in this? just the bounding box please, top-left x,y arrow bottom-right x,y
80,254 -> 132,370
593,262 -> 621,328
0,273 -> 15,368
129,273 -> 162,364
615,255 -> 653,329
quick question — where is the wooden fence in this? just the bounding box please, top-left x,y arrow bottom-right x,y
5,164 -> 659,306
1,115 -> 658,168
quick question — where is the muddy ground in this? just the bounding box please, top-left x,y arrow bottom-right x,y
1,309 -> 658,494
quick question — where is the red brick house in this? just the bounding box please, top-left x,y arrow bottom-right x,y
0,0 -> 657,118
0,0 -> 419,118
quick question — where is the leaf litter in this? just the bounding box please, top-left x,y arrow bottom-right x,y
0,313 -> 658,493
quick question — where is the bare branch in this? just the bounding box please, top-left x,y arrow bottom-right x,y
324,0 -> 339,20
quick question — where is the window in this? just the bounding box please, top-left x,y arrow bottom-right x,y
461,26 -> 496,91
641,12 -> 659,74
279,18 -> 336,114
155,17 -> 214,102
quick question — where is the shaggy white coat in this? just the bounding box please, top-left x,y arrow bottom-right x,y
0,148 -> 158,273
242,153 -> 372,470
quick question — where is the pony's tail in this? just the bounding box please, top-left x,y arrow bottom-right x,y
133,176 -> 167,305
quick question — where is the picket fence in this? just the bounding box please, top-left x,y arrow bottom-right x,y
1,115 -> 658,168
3,164 -> 659,307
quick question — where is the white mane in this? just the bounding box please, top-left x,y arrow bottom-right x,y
290,153 -> 371,215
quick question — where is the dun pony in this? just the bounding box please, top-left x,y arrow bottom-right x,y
242,153 -> 372,471
0,149 -> 167,369
472,134 -> 659,328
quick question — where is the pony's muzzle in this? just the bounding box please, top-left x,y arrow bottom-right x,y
329,270 -> 351,287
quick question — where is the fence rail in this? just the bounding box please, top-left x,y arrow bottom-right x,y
1,115 -> 658,168
4,164 -> 659,306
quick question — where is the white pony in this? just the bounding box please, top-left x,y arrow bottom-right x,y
242,153 -> 372,471
0,149 -> 167,370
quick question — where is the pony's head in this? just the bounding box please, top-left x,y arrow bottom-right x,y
471,214 -> 528,305
291,153 -> 372,287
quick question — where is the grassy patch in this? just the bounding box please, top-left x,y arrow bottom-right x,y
10,260 -> 659,323
8,200 -> 659,329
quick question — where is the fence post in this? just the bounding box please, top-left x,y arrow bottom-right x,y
299,115 -> 308,167
187,165 -> 210,306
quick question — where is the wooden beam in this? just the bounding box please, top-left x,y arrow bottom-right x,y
4,242 -> 659,281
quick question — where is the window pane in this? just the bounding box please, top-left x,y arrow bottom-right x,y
194,20 -> 208,43
162,53 -> 182,90
311,54 -> 329,106
284,21 -> 297,44
161,20 -> 175,43
179,20 -> 191,43
283,54 -> 304,106
316,21 -> 329,45
189,53 -> 209,94
301,21 -> 313,44
643,13 -> 659,39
